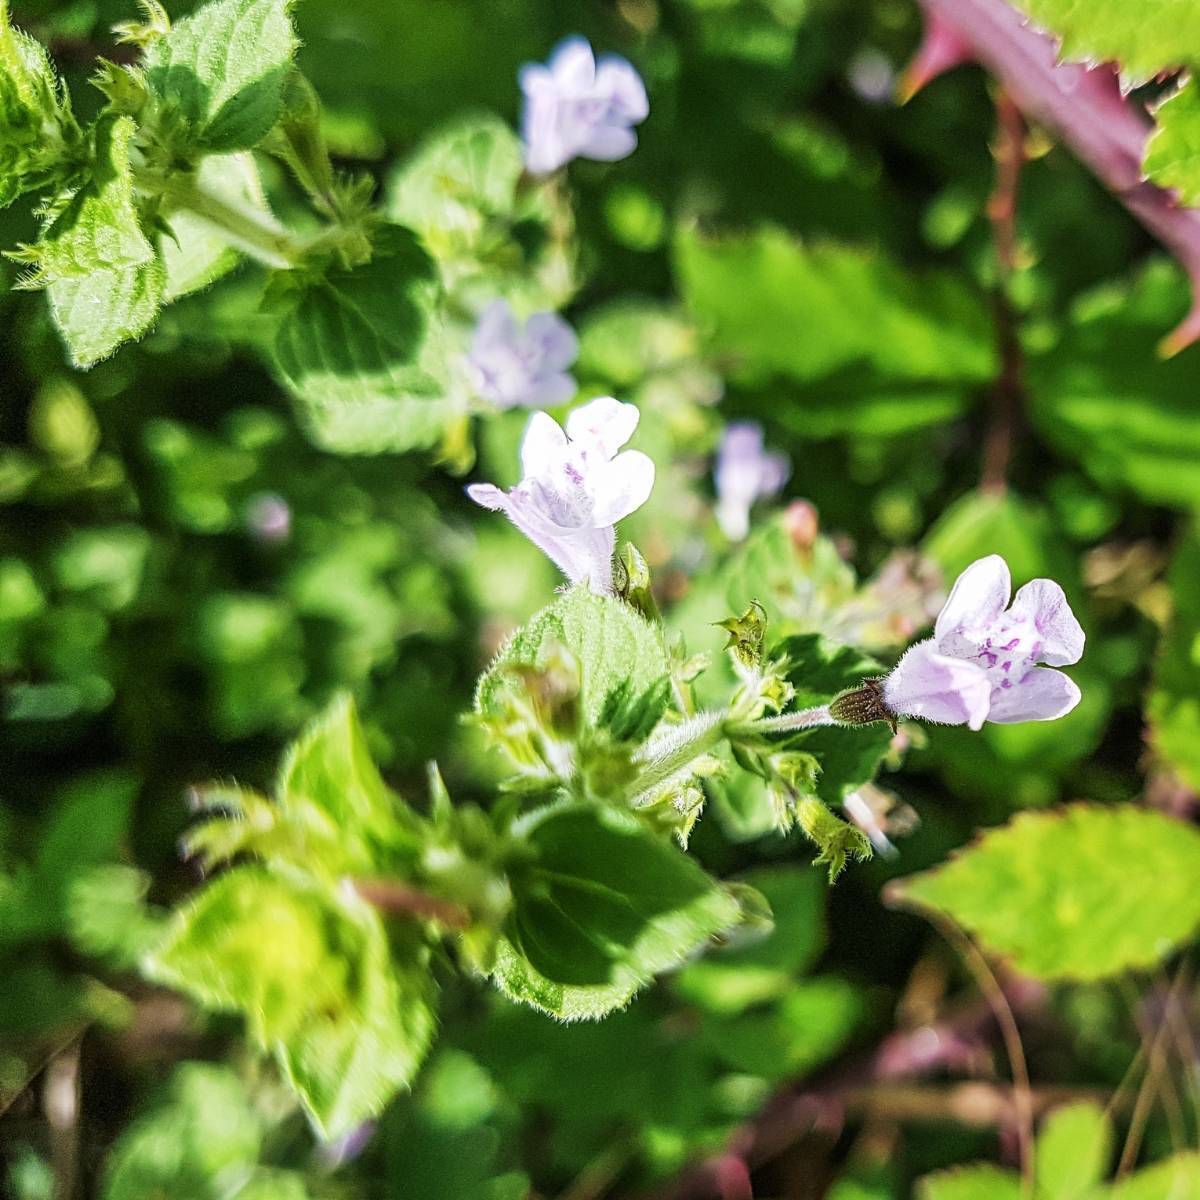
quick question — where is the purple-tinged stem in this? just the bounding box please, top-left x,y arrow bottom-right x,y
906,0 -> 1200,354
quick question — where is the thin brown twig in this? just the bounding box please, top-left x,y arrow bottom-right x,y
981,88 -> 1026,496
1117,963 -> 1195,1176
920,909 -> 1035,1200
350,878 -> 471,929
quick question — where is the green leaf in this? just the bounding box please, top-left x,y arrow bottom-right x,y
384,113 -> 574,311
145,865 -> 436,1138
276,691 -> 421,864
491,802 -> 742,1020
674,865 -> 826,1014
674,224 -> 992,435
0,0 -> 74,209
30,116 -> 152,284
387,113 -> 525,250
102,1063 -> 262,1200
916,1165 -> 1021,1200
47,255 -> 166,368
271,226 -> 452,454
1145,80 -> 1200,205
1109,1153 -> 1200,1199
696,977 -> 860,1080
1149,531 -> 1200,791
143,0 -> 297,152
893,805 -> 1200,981
1034,1102 -> 1111,1200
476,586 -> 670,734
1026,262 -> 1200,508
1011,0 -> 1200,81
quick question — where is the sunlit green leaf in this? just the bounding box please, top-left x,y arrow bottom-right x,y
894,805 -> 1200,980
1034,1102 -> 1111,1200
145,865 -> 436,1138
492,802 -> 742,1020
144,0 -> 298,152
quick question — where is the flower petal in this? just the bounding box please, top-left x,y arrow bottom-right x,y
465,483 -> 507,511
934,554 -> 1012,643
520,411 -> 569,478
565,397 -> 639,458
520,371 -> 577,410
590,449 -> 655,525
985,667 -> 1081,723
595,56 -> 649,122
883,640 -> 993,730
548,37 -> 596,93
524,312 -> 579,371
1008,579 -> 1085,666
578,123 -> 638,162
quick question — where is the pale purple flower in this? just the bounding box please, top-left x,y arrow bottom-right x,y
467,397 -> 654,593
520,37 -> 649,175
714,421 -> 790,541
467,299 -> 578,411
243,492 -> 291,544
883,555 -> 1084,731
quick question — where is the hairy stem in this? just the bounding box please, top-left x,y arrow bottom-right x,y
630,710 -> 727,801
726,705 -> 835,738
161,173 -> 312,270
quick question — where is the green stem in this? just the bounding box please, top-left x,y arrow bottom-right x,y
629,710 -> 727,802
162,173 -> 312,270
726,705 -> 834,738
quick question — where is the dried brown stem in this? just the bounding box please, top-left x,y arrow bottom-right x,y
350,878 -> 471,929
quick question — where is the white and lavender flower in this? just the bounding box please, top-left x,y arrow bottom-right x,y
467,396 -> 654,593
881,554 -> 1084,730
467,299 -> 578,411
520,37 -> 648,175
714,421 -> 790,541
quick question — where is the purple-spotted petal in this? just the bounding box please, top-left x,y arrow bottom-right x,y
590,449 -> 655,525
985,666 -> 1081,723
934,554 -> 1012,643
565,396 -> 639,458
1008,578 -> 1085,666
520,411 -> 569,478
883,639 -> 993,731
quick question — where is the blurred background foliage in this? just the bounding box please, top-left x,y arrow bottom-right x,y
1,0 -> 1198,1196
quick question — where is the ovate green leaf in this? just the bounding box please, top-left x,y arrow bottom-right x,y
674,865 -> 826,1014
144,0 -> 297,152
674,224 -> 992,436
33,116 -> 152,284
272,226 -> 451,454
0,0 -> 74,209
476,586 -> 670,733
1034,1102 -> 1111,1200
1109,1153 -> 1200,1200
916,1165 -> 1020,1200
47,256 -> 166,368
894,805 -> 1200,980
1026,262 -> 1200,508
145,865 -> 436,1138
1012,0 -> 1200,82
102,1063 -> 262,1200
492,802 -> 742,1020
1145,79 -> 1200,205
